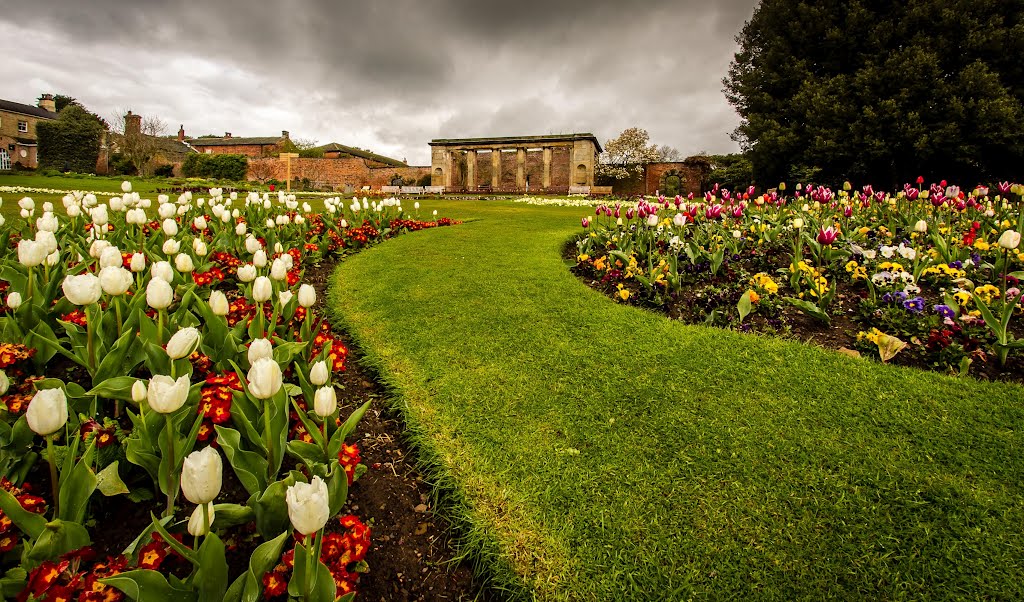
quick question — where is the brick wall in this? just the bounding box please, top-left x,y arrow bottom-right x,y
195,144 -> 279,158
248,157 -> 429,190
610,162 -> 710,197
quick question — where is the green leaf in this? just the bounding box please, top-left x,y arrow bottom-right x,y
240,531 -> 290,602
287,439 -> 326,466
326,463 -> 350,517
101,569 -> 197,602
122,516 -> 173,563
0,488 -> 46,538
87,376 -> 141,403
94,329 -> 142,384
27,519 -> 92,563
737,290 -> 753,323
96,461 -> 130,496
782,297 -> 831,325
329,400 -> 371,459
251,477 -> 294,539
58,441 -> 97,524
210,503 -> 255,529
213,426 -> 268,496
196,533 -> 229,602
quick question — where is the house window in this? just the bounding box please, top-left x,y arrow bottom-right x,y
205,149 -> 212,154
18,121 -> 28,133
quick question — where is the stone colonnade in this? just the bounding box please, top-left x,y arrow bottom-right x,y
429,134 -> 600,191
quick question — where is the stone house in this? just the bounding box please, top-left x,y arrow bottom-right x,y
187,130 -> 291,158
0,94 -> 58,170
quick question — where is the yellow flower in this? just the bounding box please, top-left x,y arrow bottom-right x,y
974,240 -> 991,251
845,260 -> 859,273
952,291 -> 971,307
616,285 -> 630,301
577,254 -> 590,262
974,284 -> 1000,304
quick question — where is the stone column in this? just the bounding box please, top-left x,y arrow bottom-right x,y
516,148 -> 526,190
491,149 -> 501,189
542,147 -> 552,189
466,150 -> 477,191
445,150 -> 453,187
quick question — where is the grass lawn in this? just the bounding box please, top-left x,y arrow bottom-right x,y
328,199 -> 1024,601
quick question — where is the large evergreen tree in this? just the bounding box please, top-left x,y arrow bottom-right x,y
724,0 -> 1024,187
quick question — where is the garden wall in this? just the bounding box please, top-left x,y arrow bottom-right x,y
248,157 -> 430,191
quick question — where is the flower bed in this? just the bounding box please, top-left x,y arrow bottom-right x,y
573,180 -> 1024,381
0,184 -> 458,601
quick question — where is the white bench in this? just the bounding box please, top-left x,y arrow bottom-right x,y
380,186 -> 401,194
400,186 -> 425,195
569,185 -> 591,195
423,186 -> 445,195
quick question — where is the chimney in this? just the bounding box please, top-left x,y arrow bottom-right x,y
177,125 -> 185,142
124,111 -> 142,137
225,132 -> 232,139
281,130 -> 289,140
38,93 -> 56,113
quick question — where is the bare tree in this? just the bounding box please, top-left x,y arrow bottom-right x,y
109,108 -> 168,176
657,145 -> 683,162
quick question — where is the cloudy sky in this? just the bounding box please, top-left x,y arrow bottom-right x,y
2,0 -> 757,165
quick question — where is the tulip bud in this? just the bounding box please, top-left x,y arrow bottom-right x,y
248,338 -> 273,364
235,222 -> 247,236
286,476 -> 330,535
146,278 -> 174,310
167,327 -> 201,360
7,292 -> 22,310
132,380 -> 147,403
146,374 -> 191,413
188,502 -> 216,536
279,290 -> 293,307
193,240 -> 208,257
237,264 -> 257,283
62,273 -> 102,306
130,253 -> 146,273
121,180 -> 132,193
792,218 -> 804,229
162,218 -> 178,237
98,266 -> 133,296
309,361 -> 329,386
181,447 -> 222,504
209,290 -> 229,316
0,371 -> 8,395
298,284 -> 316,307
914,220 -> 928,234
175,253 -> 195,273
253,250 -> 268,268
247,357 -> 283,400
313,386 -> 337,418
252,276 -> 272,303
26,388 -> 68,435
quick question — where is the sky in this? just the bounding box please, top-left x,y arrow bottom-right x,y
2,0 -> 758,166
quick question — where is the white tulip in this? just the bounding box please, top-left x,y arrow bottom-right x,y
278,290 -> 293,307
132,380 -> 147,403
0,371 -> 8,395
247,357 -> 283,400
247,338 -> 273,364
298,284 -> 316,307
166,327 -> 201,360
209,291 -> 229,316
62,273 -> 102,306
66,204 -> 82,218
45,251 -> 60,267
99,246 -> 123,269
313,386 -> 337,418
159,203 -> 176,219
309,360 -> 329,386
175,253 -> 194,273
130,253 -> 146,273
121,180 -> 132,193
26,388 -> 68,435
89,239 -> 111,259
146,374 -> 190,413
193,216 -> 208,230
253,250 -> 268,268
285,476 -> 330,535
36,212 -> 58,232
270,259 -> 288,281
152,261 -> 174,283
237,264 -> 257,283
98,266 -> 133,296
92,204 -> 109,227
245,236 -> 262,254
162,218 -> 178,237
18,197 -> 34,211
146,278 -> 174,310
193,239 -> 208,256
180,447 -> 222,504
998,230 -> 1021,250
162,239 -> 181,255
914,220 -> 928,234
235,223 -> 247,236
7,292 -> 22,310
252,277 -> 272,303
17,239 -> 47,267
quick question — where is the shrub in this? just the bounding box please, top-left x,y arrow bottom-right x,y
182,153 -> 248,181
36,105 -> 105,173
416,173 -> 432,186
109,152 -> 137,176
153,164 -> 175,177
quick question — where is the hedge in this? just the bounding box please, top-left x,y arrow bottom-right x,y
182,153 -> 248,181
36,105 -> 105,173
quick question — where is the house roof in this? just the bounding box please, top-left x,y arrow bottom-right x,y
430,133 -> 602,153
316,143 -> 406,167
0,99 -> 58,120
153,137 -> 196,156
188,136 -> 283,147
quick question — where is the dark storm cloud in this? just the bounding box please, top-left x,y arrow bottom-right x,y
2,0 -> 758,164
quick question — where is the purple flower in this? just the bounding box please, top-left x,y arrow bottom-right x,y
933,304 -> 955,320
903,296 -> 925,313
949,260 -> 963,269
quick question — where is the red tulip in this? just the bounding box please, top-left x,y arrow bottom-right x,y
816,225 -> 838,245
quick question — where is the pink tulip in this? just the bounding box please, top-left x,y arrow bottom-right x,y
816,225 -> 838,245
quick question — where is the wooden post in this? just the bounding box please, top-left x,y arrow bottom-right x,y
279,152 -> 299,191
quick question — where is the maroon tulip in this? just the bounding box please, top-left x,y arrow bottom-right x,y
816,225 -> 838,245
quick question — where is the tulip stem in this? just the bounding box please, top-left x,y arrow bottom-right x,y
305,529 -> 322,601
157,309 -> 164,345
86,306 -> 96,374
202,501 -> 211,539
114,298 -> 123,338
46,435 -> 59,519
263,401 -> 274,482
164,415 -> 177,517
26,266 -> 33,302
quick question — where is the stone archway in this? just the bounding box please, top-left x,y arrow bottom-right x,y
660,169 -> 686,197
575,164 -> 588,185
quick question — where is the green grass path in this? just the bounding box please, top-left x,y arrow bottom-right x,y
329,200 -> 1024,601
